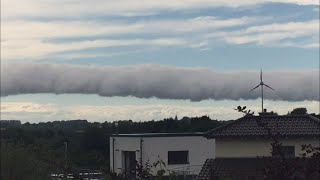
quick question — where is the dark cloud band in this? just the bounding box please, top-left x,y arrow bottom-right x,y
1,63 -> 319,101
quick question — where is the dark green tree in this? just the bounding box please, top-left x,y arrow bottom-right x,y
290,107 -> 307,115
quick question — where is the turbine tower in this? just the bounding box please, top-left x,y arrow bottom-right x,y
250,69 -> 274,112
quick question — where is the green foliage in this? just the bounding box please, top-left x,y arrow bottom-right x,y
1,140 -> 53,180
136,160 -> 153,180
1,116 -> 226,179
135,158 -> 167,180
234,105 -> 254,115
290,107 -> 307,115
300,144 -> 320,158
153,158 -> 166,180
113,115 -> 226,134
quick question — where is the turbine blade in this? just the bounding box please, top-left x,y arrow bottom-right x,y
260,69 -> 262,81
264,84 -> 274,90
250,84 -> 260,92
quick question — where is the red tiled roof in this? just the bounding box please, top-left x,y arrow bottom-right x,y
205,115 -> 320,138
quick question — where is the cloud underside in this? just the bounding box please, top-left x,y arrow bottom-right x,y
1,63 -> 319,101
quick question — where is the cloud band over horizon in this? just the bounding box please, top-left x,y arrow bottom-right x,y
1,63 -> 319,102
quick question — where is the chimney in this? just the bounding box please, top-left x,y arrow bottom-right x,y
259,109 -> 271,116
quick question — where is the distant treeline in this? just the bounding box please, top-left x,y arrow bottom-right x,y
1,115 -> 228,134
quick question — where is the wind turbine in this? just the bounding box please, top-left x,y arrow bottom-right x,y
250,69 -> 274,112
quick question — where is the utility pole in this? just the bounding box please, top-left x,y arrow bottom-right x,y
115,122 -> 119,135
261,83 -> 264,112
64,141 -> 68,179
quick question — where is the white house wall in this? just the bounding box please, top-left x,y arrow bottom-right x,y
110,137 -> 141,174
110,136 -> 215,175
142,137 -> 215,175
215,137 -> 319,158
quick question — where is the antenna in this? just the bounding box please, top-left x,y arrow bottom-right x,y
249,69 -> 274,112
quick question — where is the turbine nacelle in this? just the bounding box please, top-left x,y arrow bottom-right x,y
250,70 -> 274,92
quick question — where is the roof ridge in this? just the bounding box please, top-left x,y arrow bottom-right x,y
261,114 -> 312,117
306,114 -> 320,123
205,114 -> 320,138
204,115 -> 257,138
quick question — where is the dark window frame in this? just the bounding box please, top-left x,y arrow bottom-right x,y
168,151 -> 189,165
272,146 -> 295,158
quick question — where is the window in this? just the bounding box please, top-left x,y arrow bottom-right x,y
168,151 -> 189,165
272,146 -> 295,158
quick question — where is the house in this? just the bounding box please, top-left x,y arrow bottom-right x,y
110,132 -> 215,179
197,113 -> 320,180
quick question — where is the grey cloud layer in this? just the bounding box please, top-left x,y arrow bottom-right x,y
1,63 -> 319,101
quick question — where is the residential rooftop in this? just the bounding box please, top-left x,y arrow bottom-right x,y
196,158 -> 320,180
205,114 -> 320,138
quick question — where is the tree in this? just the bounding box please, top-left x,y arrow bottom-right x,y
290,107 -> 307,115
1,140 -> 52,180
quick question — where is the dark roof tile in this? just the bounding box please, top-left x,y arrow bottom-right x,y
196,158 -> 320,180
205,115 -> 320,138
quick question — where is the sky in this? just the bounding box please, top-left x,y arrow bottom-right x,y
1,0 -> 319,123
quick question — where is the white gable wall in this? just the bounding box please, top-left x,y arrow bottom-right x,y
215,137 -> 319,158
